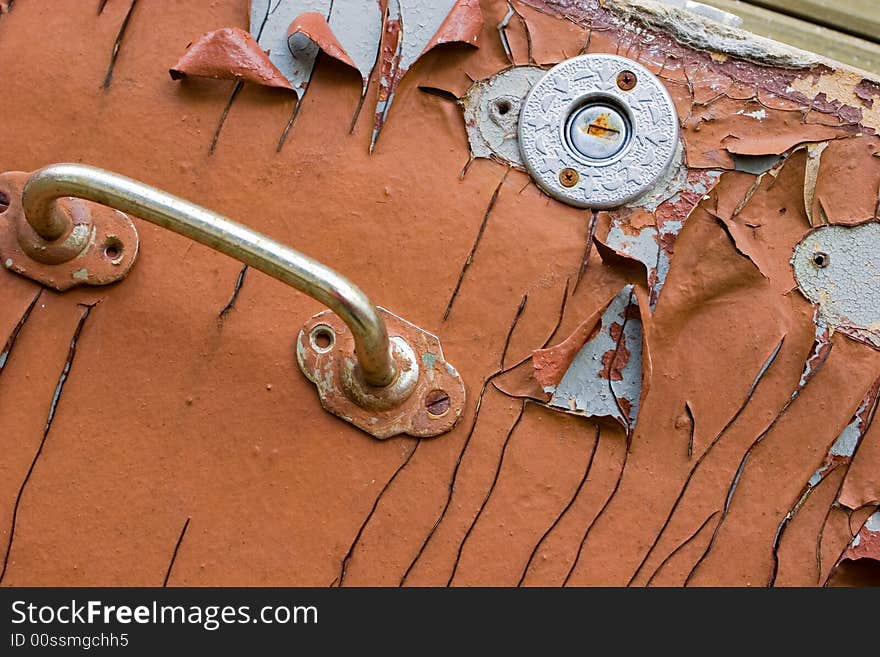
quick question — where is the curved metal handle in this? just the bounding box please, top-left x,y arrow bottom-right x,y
20,163 -> 397,388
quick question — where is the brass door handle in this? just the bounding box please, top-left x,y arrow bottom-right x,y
0,164 -> 465,439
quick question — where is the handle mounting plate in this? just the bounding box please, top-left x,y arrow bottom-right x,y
297,307 -> 466,439
0,172 -> 138,290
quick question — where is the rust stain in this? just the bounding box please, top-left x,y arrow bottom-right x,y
583,112 -> 620,139
599,322 -> 628,381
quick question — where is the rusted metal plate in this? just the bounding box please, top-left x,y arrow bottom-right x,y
0,173 -> 138,291
297,308 -> 466,439
0,0 -> 879,589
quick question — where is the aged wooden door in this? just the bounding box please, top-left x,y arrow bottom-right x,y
1,0 -> 879,587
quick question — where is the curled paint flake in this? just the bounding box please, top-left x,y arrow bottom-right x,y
854,79 -> 880,109
605,215 -> 660,292
251,0 -> 332,99
287,2 -> 384,127
372,0 -> 483,151
544,285 -> 643,435
172,1 -> 480,146
169,27 -> 293,90
603,169 -> 722,308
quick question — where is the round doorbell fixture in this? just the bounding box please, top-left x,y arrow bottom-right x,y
518,54 -> 680,209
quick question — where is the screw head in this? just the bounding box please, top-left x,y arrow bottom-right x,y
425,389 -> 451,417
559,168 -> 579,188
617,70 -> 637,91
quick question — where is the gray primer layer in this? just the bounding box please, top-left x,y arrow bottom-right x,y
398,0 -> 459,71
792,222 -> 880,349
549,285 -> 643,434
250,0 -> 331,99
463,66 -> 547,169
327,0 -> 383,87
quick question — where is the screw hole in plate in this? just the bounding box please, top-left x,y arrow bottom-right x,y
310,324 -> 336,353
813,251 -> 830,268
103,236 -> 123,262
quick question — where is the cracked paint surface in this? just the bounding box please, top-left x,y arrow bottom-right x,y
169,1 -> 482,150
1,0 -> 880,588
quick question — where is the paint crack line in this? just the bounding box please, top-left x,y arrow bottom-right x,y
0,303 -> 94,584
443,171 -> 509,322
628,336 -> 785,586
447,401 -> 527,586
645,510 -> 720,587
517,423 -> 599,586
684,336 -> 833,586
163,517 -> 191,587
400,293 -> 529,585
102,0 -> 139,89
563,427 -> 627,587
0,290 -> 41,377
218,264 -> 249,324
337,440 -> 420,587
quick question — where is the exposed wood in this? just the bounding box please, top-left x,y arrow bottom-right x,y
744,1 -> 880,43
701,0 -> 880,73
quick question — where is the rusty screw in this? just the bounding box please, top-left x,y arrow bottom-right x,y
425,389 -> 451,418
559,168 -> 579,188
617,70 -> 637,91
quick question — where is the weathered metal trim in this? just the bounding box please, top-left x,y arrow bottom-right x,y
518,54 -> 680,209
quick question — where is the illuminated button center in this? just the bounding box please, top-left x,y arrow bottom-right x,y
566,103 -> 630,161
